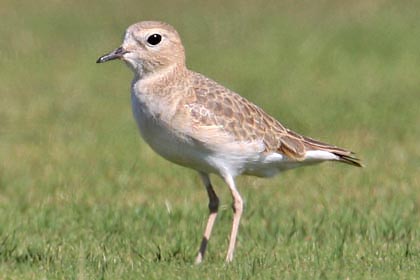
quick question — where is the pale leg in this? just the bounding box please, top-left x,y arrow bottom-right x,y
223,174 -> 243,263
195,172 -> 220,264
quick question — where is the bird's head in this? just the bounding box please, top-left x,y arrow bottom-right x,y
97,21 -> 186,77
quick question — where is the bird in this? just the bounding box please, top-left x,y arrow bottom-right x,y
96,21 -> 362,263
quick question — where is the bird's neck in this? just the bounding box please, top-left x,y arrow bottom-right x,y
131,63 -> 191,124
135,63 -> 190,96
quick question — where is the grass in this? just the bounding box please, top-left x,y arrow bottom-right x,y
1,0 -> 420,278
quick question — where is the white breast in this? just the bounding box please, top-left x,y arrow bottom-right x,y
131,90 -> 221,174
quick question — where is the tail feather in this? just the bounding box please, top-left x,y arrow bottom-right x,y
334,152 -> 363,167
301,135 -> 363,167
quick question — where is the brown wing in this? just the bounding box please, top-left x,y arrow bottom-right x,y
182,71 -> 362,167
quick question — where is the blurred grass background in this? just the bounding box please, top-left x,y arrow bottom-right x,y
1,0 -> 420,278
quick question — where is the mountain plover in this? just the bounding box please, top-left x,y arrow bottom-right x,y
97,21 -> 362,263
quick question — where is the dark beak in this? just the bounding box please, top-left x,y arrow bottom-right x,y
96,46 -> 128,63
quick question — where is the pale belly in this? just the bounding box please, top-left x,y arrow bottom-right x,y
131,92 -> 333,178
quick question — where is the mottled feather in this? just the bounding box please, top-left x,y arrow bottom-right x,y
178,72 -> 361,166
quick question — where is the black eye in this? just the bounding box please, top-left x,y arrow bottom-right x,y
147,34 -> 162,45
